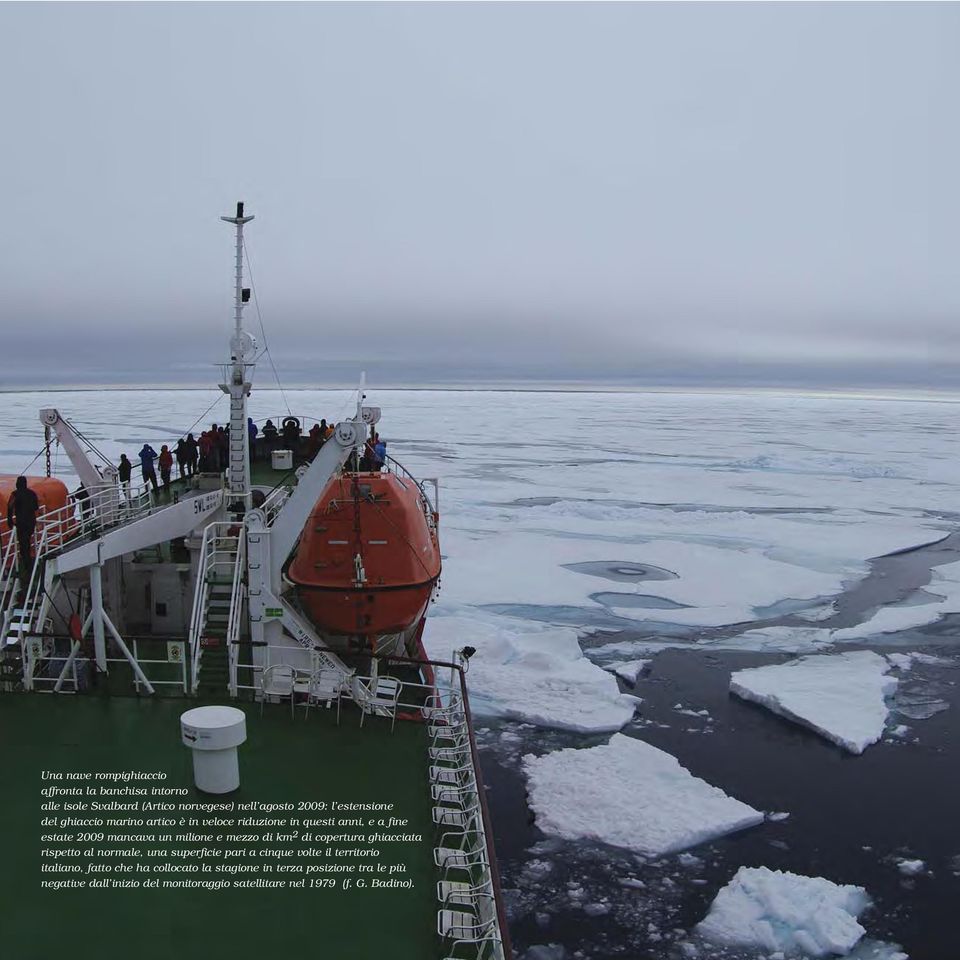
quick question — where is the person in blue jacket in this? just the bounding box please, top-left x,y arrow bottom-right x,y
138,443 -> 159,492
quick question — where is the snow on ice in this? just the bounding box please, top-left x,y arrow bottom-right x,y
522,733 -> 763,855
699,626 -> 835,654
730,651 -> 897,754
833,559 -> 960,640
695,866 -> 872,957
604,659 -> 651,683
423,613 -> 637,733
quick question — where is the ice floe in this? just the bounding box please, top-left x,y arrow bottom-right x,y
833,560 -> 960,640
701,626 -> 835,654
604,659 -> 650,683
896,858 -> 925,876
730,651 -> 897,754
885,651 -> 950,671
522,733 -> 763,855
695,867 -> 872,957
423,613 -> 637,732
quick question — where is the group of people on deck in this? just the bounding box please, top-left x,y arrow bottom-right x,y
6,415 -> 391,584
120,425 -> 226,498
256,417 -> 335,460
116,415 -> 376,499
360,432 -> 387,472
97,406 -> 397,518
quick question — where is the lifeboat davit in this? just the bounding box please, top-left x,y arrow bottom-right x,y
287,470 -> 441,639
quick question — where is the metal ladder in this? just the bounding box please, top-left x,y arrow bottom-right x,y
3,527 -> 53,689
0,532 -> 22,642
189,522 -> 242,693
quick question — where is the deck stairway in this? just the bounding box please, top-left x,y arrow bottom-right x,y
0,534 -> 24,690
0,532 -> 22,647
0,528 -> 53,689
190,522 -> 244,695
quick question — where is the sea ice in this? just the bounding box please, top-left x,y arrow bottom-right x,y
522,733 -> 763,856
834,560 -> 960,641
695,866 -> 871,957
423,613 -> 637,732
796,601 -> 838,622
896,859 -> 925,876
886,653 -> 916,671
885,652 -> 950,671
730,651 -> 896,754
604,659 -> 650,683
700,626 -> 835,654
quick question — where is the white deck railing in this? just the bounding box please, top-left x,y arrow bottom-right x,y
189,521 -> 242,693
226,532 -> 246,696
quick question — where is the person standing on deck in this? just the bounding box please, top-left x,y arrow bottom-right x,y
248,417 -> 259,463
74,483 -> 92,529
281,418 -> 301,456
138,443 -> 159,493
6,476 -> 39,584
158,445 -> 173,492
117,453 -> 133,505
218,426 -> 229,473
197,431 -> 211,472
185,433 -> 199,476
373,435 -> 386,472
307,422 -> 323,458
174,438 -> 187,479
207,425 -> 221,472
262,419 -> 278,453
360,434 -> 375,471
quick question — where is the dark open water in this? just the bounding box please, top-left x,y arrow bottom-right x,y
477,539 -> 960,960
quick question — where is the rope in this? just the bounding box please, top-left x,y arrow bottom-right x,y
179,393 -> 228,441
244,240 -> 291,416
64,420 -> 114,468
19,443 -> 50,476
334,472 -> 435,580
365,490 -> 435,579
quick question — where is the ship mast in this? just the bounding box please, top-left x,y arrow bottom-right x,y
220,201 -> 256,514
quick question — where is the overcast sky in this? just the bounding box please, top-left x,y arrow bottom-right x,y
1,2 -> 957,390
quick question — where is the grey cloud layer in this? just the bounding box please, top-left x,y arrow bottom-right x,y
0,2 -> 956,389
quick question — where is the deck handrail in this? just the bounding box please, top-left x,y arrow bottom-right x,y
0,528 -> 21,635
381,453 -> 438,517
226,531 -> 246,696
33,481 -> 155,557
261,485 -> 291,524
187,523 -> 216,692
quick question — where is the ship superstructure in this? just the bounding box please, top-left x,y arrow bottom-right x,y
0,206 -> 509,960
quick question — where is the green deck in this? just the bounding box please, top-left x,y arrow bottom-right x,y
1,693 -> 439,960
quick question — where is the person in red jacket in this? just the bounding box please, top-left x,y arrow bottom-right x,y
158,445 -> 174,492
198,431 -> 213,472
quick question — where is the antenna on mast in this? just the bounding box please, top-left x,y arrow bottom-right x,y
220,201 -> 256,356
220,201 -> 257,514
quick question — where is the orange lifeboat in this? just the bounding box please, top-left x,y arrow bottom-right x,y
287,470 -> 441,638
0,476 -> 72,552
